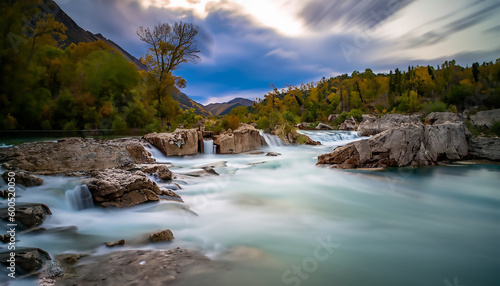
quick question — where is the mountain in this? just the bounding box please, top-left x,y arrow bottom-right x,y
204,98 -> 254,116
41,0 -> 211,115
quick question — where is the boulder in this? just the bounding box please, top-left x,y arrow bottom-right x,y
468,136 -> 500,161
316,123 -> 333,130
83,169 -> 161,208
141,165 -> 174,181
143,129 -> 199,156
150,229 -> 174,242
358,114 -> 422,136
470,109 -> 500,128
339,117 -> 358,131
106,239 -> 125,247
425,112 -> 465,125
2,171 -> 43,187
0,203 -> 52,230
266,152 -> 281,156
318,123 -> 469,168
0,248 -> 51,275
158,188 -> 183,202
0,138 -> 154,175
214,124 -> 262,154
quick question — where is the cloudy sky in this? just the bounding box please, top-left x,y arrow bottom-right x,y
55,0 -> 500,104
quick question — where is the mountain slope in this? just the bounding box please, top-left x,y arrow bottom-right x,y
204,98 -> 254,116
42,0 -> 211,115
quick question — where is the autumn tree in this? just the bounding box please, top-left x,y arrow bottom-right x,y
137,22 -> 200,119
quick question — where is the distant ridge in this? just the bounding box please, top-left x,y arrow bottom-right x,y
204,98 -> 254,116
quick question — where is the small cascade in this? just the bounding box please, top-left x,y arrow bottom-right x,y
259,131 -> 283,147
298,130 -> 362,146
203,140 -> 216,154
66,185 -> 94,210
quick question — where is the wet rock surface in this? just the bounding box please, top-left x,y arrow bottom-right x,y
56,248 -> 210,286
0,203 -> 52,230
2,170 -> 43,187
0,248 -> 51,276
0,138 -> 154,175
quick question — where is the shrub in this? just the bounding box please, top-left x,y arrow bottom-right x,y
112,116 -> 128,134
492,121 -> 500,136
281,111 -> 297,124
348,109 -> 363,122
256,117 -> 271,130
224,114 -> 240,130
425,101 -> 447,115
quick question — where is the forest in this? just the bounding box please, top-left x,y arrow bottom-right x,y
1,0 -> 500,133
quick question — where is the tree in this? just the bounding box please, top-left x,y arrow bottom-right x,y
137,22 -> 200,108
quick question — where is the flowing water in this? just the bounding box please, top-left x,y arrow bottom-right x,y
1,131 -> 499,285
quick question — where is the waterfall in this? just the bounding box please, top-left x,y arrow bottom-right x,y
298,130 -> 362,146
203,139 -> 216,154
259,131 -> 283,147
66,185 -> 94,210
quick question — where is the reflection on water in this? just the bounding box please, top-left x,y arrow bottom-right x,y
0,131 -> 499,286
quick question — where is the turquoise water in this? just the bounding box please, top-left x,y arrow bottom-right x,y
1,131 -> 499,285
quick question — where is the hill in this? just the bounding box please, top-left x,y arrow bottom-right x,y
171,90 -> 211,116
204,98 -> 254,116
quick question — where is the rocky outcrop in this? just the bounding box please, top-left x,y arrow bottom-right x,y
318,123 -> 469,168
468,136 -> 500,160
214,124 -> 262,154
143,129 -> 199,156
2,171 -> 43,187
358,114 -> 422,136
425,112 -> 464,125
0,203 -> 52,230
58,248 -> 210,286
150,229 -> 174,242
316,123 -> 333,130
339,117 -> 358,131
141,165 -> 174,181
0,138 -> 154,175
470,109 -> 500,128
84,169 -> 162,208
0,248 -> 51,275
328,114 -> 339,122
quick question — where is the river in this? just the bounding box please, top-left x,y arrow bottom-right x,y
1,131 -> 499,285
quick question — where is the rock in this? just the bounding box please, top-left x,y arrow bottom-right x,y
83,169 -> 161,208
318,123 -> 469,168
2,171 -> 43,187
0,203 -> 52,230
158,189 -> 183,202
214,124 -> 262,154
57,249 -> 210,286
143,129 -> 199,156
0,138 -> 154,175
150,229 -> 174,242
425,112 -> 465,125
468,136 -> 500,160
0,190 -> 9,199
106,239 -> 125,247
266,152 -> 281,156
339,117 -> 358,131
328,114 -> 338,122
42,260 -> 65,278
361,114 -> 377,122
316,123 -> 333,130
185,167 -> 219,177
470,109 -> 500,128
0,248 -> 51,276
55,254 -> 87,267
141,165 -> 174,181
358,114 -> 422,136
295,123 -> 310,130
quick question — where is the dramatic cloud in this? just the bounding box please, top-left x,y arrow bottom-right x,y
55,0 -> 500,104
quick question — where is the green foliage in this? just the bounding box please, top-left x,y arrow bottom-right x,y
223,114 -> 240,130
348,109 -> 363,122
112,116 -> 128,134
492,122 -> 500,136
256,117 -> 271,130
425,101 -> 447,115
281,111 -> 298,124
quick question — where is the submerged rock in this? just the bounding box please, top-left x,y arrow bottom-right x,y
0,138 -> 154,175
143,129 -> 199,156
214,124 -> 262,154
468,136 -> 500,161
84,169 -> 161,208
150,229 -> 175,242
0,248 -> 51,276
358,114 -> 422,136
105,239 -> 125,247
2,171 -> 43,187
318,123 -> 469,168
0,203 -> 52,230
470,109 -> 500,128
186,167 -> 219,177
57,248 -> 210,286
266,152 -> 282,156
